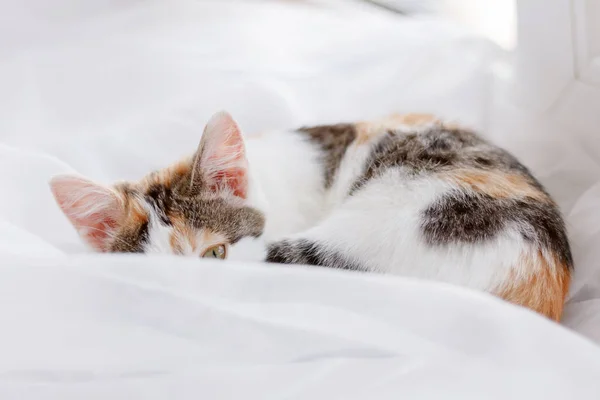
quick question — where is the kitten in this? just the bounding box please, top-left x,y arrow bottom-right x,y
50,111 -> 573,321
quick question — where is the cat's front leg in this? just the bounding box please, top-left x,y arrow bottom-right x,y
265,239 -> 365,271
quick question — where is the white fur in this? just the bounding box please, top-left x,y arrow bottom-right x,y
245,131 -> 327,239
143,203 -> 176,255
325,140 -> 374,209
289,169 -> 525,291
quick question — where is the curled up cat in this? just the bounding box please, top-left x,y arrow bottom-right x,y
50,111 -> 573,321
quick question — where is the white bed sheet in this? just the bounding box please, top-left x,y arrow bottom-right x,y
1,0 -> 599,398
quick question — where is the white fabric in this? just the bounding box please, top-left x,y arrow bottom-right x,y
1,0 -> 599,398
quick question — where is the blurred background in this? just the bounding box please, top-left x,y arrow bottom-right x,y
0,0 -> 515,152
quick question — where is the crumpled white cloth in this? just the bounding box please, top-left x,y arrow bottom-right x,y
1,255 -> 600,399
0,0 -> 599,398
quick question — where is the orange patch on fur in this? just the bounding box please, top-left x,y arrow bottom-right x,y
169,222 -> 228,255
115,190 -> 149,231
200,230 -> 227,250
355,113 -> 438,144
128,199 -> 148,225
495,251 -> 571,321
140,157 -> 193,190
169,215 -> 198,254
439,121 -> 466,131
395,113 -> 438,126
445,169 -> 550,202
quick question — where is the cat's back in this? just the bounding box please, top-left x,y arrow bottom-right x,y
292,114 -> 572,321
299,114 -> 536,192
297,114 -> 551,205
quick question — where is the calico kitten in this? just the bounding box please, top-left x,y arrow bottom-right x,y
50,111 -> 573,321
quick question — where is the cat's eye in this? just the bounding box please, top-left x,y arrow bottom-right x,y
202,244 -> 227,259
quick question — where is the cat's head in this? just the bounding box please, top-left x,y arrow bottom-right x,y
50,111 -> 266,261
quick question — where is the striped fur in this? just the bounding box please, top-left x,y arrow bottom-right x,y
51,112 -> 573,321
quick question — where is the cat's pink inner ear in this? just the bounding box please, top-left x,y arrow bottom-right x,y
195,111 -> 249,198
49,175 -> 124,251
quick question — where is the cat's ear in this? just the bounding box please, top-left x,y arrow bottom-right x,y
193,111 -> 249,199
49,175 -> 125,251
